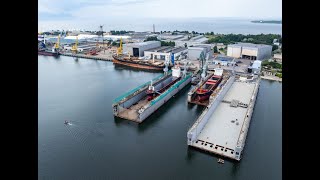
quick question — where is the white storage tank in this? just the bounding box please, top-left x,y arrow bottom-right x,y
172,66 -> 181,78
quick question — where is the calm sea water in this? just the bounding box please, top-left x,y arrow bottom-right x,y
39,18 -> 282,35
38,55 -> 282,180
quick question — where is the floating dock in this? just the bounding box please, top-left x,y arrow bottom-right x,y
187,75 -> 260,161
112,67 -> 192,123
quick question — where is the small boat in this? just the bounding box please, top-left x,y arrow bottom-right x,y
64,120 -> 70,125
217,158 -> 224,164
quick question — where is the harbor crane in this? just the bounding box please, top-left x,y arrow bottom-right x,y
53,34 -> 60,53
117,37 -> 123,56
71,36 -> 78,54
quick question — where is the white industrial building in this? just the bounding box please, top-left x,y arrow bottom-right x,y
248,60 -> 262,74
273,53 -> 282,63
63,44 -> 96,52
227,43 -> 272,60
160,34 -> 209,47
123,41 -> 161,57
188,45 -> 212,60
144,46 -> 187,61
212,55 -> 235,66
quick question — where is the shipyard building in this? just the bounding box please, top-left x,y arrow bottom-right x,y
159,34 -> 209,47
188,45 -> 212,60
63,44 -> 96,52
123,41 -> 161,57
247,60 -> 262,74
144,46 -> 187,61
227,43 -> 272,60
212,55 -> 235,66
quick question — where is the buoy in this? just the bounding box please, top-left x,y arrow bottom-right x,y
217,158 -> 224,164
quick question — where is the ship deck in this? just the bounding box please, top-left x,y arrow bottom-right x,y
190,80 -> 256,159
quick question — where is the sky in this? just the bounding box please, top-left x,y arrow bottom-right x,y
38,0 -> 282,31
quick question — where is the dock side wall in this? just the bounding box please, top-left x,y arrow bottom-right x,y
118,76 -> 173,109
187,76 -> 235,145
121,90 -> 147,108
235,78 -> 260,160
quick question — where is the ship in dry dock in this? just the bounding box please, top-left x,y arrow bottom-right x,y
188,67 -> 231,106
112,62 -> 192,123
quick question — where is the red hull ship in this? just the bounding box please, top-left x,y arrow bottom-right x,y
195,74 -> 223,102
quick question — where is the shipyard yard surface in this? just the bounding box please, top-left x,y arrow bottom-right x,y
39,55 -> 281,180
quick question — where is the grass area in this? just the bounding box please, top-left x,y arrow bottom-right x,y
204,35 -> 216,39
275,73 -> 282,78
262,61 -> 282,69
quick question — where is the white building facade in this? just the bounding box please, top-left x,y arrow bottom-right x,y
227,43 -> 272,60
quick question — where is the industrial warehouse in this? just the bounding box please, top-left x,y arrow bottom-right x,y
123,41 -> 161,57
144,46 -> 187,61
227,43 -> 272,60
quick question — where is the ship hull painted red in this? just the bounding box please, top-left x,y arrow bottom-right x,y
196,91 -> 213,101
195,75 -> 223,102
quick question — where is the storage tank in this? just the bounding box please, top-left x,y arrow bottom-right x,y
172,66 -> 181,78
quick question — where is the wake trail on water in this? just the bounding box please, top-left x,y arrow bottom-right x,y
65,121 -> 103,161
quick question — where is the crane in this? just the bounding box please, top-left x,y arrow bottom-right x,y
117,37 -> 123,56
71,36 -> 78,54
54,34 -> 60,50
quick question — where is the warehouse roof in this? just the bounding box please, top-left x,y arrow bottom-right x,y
229,43 -> 271,48
145,46 -> 187,53
251,60 -> 262,69
126,41 -> 160,47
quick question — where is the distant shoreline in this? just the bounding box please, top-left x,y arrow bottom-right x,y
251,20 -> 282,24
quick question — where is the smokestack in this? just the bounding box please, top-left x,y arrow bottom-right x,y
153,24 -> 155,34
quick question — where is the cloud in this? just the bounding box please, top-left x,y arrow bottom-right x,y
38,0 -> 282,31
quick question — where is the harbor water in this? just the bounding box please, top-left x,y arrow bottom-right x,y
38,55 -> 282,180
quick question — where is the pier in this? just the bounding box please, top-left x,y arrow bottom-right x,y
60,52 -> 113,61
187,75 -> 260,161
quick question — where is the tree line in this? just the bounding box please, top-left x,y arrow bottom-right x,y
110,30 -> 129,35
207,33 -> 282,45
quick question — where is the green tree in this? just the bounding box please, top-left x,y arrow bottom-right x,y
272,45 -> 278,51
144,36 -> 159,42
210,31 -> 214,35
213,46 -> 218,53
